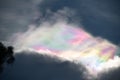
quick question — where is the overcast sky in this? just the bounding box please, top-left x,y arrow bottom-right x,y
0,0 -> 120,80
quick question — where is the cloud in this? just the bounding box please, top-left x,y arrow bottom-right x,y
0,0 -> 120,44
7,18 -> 120,80
8,7 -> 78,50
0,51 -> 88,80
5,6 -> 120,79
38,0 -> 120,44
0,0 -> 42,41
97,67 -> 120,80
1,1 -> 120,80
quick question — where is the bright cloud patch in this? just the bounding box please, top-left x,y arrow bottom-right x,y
12,21 -> 120,75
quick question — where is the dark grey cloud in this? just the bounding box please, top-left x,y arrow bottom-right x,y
98,67 -> 120,80
1,51 -> 120,80
0,51 -> 87,80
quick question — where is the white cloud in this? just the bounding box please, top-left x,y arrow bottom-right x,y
8,7 -> 120,79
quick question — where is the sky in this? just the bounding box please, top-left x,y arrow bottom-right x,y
0,0 -> 120,44
0,0 -> 120,80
